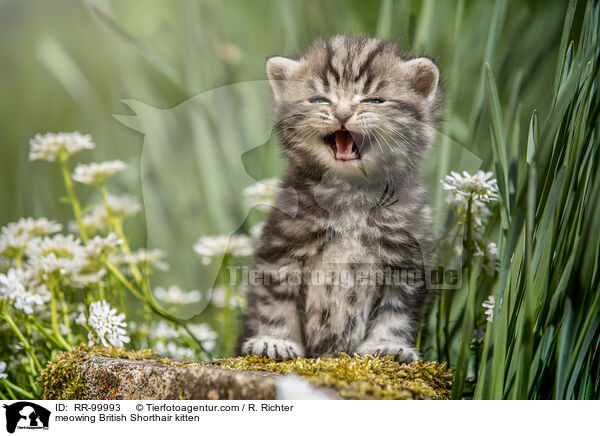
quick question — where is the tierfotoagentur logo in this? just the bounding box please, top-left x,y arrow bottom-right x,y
2,402 -> 50,433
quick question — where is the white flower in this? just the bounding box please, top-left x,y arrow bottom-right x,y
276,375 -> 331,400
0,268 -> 50,314
70,269 -> 107,288
440,170 -> 499,274
193,234 -> 254,265
442,170 -> 499,203
153,285 -> 202,304
72,160 -> 127,185
0,361 -> 7,379
69,207 -> 106,234
445,193 -> 492,228
154,341 -> 195,359
482,295 -> 496,323
70,194 -> 141,235
86,233 -> 121,256
149,321 -> 217,353
119,248 -> 169,272
186,323 -> 217,351
149,320 -> 179,340
29,132 -> 95,162
105,193 -> 141,217
249,222 -> 265,240
243,178 -> 280,211
86,300 -> 130,347
477,241 -> 499,275
25,234 -> 88,283
209,285 -> 245,309
75,311 -> 87,326
0,218 -> 62,258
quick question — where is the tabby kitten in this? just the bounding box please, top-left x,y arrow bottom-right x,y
239,35 -> 442,362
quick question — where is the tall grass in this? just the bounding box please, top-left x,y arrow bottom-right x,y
472,0 -> 600,399
0,0 -> 597,398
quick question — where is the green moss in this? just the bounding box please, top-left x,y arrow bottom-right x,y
40,346 -> 453,400
38,345 -> 155,399
214,354 -> 453,400
153,357 -> 202,368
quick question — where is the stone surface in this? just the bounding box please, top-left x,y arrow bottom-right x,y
39,346 -> 451,400
78,356 -> 284,400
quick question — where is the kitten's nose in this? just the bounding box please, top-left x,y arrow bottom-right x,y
335,111 -> 353,123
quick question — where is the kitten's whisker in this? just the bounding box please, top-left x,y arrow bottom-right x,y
373,127 -> 395,153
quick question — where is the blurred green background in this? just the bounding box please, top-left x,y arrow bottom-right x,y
0,0 -> 569,294
3,0 -> 600,400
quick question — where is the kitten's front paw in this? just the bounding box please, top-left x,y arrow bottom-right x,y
356,341 -> 419,363
241,336 -> 304,360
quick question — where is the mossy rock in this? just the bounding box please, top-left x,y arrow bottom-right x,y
38,346 -> 156,400
39,345 -> 452,400
215,354 -> 453,400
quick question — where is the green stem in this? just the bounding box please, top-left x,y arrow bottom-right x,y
436,290 -> 446,359
49,282 -> 70,349
2,313 -> 42,372
59,153 -> 88,242
451,194 -> 476,399
103,258 -> 211,360
1,379 -> 35,400
1,380 -> 18,400
103,259 -> 145,301
57,289 -> 73,343
221,263 -> 234,357
29,316 -> 71,351
99,184 -> 143,283
98,281 -> 106,300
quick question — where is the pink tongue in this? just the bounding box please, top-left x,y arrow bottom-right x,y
335,131 -> 356,159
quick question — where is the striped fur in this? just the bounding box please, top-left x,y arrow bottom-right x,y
239,36 -> 443,362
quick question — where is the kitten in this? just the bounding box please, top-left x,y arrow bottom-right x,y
239,35 -> 442,363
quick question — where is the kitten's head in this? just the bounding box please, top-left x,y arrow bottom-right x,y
267,35 -> 443,182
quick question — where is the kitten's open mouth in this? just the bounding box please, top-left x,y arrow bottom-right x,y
323,130 -> 362,161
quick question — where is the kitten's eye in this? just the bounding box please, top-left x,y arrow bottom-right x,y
361,98 -> 385,104
309,97 -> 332,104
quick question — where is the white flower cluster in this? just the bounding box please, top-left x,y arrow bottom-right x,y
209,285 -> 245,309
29,132 -> 95,162
0,217 -> 62,258
441,170 -> 500,275
25,234 -> 93,285
442,170 -> 499,203
110,248 -> 169,272
193,234 -> 253,265
135,320 -> 218,357
153,285 -> 202,304
86,233 -> 122,256
104,193 -> 141,217
0,361 -> 7,379
70,194 -> 141,235
243,178 -> 280,211
0,268 -> 50,315
72,160 -> 127,185
0,220 -> 125,297
79,300 -> 130,347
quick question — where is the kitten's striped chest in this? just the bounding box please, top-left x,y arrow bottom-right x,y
301,215 -> 382,356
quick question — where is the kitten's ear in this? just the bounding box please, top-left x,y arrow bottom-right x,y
266,56 -> 300,100
401,58 -> 439,98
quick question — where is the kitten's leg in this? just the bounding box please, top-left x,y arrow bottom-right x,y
357,283 -> 421,363
241,263 -> 304,360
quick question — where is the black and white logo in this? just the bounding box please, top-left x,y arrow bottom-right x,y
2,402 -> 50,434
